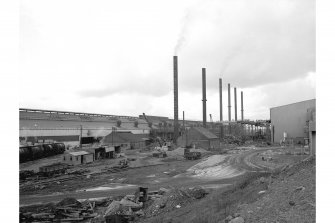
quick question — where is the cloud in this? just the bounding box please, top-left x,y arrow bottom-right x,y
19,0 -> 315,121
78,73 -> 171,98
175,0 -> 315,92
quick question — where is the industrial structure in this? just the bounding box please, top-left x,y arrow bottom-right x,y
177,127 -> 220,149
173,56 -> 179,144
202,68 -> 207,128
219,78 -> 224,139
270,99 -> 316,152
19,56 -> 273,151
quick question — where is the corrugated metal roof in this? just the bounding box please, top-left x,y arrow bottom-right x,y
68,151 -> 90,156
103,132 -> 148,144
105,147 -> 115,152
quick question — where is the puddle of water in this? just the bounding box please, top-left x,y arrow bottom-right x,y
77,197 -> 107,202
199,184 -> 231,189
77,183 -> 137,192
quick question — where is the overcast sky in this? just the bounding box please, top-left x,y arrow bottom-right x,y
19,0 -> 315,121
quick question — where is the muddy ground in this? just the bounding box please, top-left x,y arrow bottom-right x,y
20,145 -> 309,209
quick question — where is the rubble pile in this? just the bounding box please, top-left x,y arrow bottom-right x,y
20,197 -> 99,222
20,186 -> 207,222
144,187 -> 207,217
66,168 -> 90,175
222,135 -> 243,145
19,170 -> 36,181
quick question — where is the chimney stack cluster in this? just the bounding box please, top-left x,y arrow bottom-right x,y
172,56 -> 245,143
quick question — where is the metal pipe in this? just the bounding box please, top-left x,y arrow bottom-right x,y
241,91 -> 244,121
228,83 -> 231,121
219,78 -> 223,138
202,68 -> 207,128
173,56 -> 179,144
234,87 -> 237,121
183,111 -> 185,130
79,125 -> 82,148
219,78 -> 223,121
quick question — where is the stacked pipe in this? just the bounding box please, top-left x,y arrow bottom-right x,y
234,87 -> 237,121
219,78 -> 223,138
228,83 -> 231,121
202,68 -> 207,128
241,91 -> 244,121
173,56 -> 178,144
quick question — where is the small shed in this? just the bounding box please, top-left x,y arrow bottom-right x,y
87,146 -> 120,160
103,131 -> 148,150
63,151 -> 94,166
177,127 -> 220,149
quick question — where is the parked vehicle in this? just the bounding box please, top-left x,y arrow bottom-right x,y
39,163 -> 69,177
19,142 -> 66,163
184,147 -> 201,160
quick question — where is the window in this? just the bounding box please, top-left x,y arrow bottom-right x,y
76,156 -> 79,161
70,156 -> 72,161
63,156 -> 66,161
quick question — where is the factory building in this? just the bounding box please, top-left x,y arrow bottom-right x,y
63,151 -> 94,166
270,99 -> 316,152
19,108 -> 151,147
177,127 -> 220,149
102,132 -> 149,150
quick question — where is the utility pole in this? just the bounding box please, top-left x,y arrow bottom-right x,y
219,78 -> 223,139
183,111 -> 185,132
234,87 -> 237,121
79,125 -> 82,148
202,68 -> 207,128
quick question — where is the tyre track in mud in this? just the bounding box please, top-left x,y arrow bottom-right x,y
20,148 -> 277,206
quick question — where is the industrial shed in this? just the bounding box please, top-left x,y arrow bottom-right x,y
103,132 -> 149,150
86,146 -> 120,160
270,99 -> 316,149
102,132 -> 130,150
178,127 -> 220,149
63,151 -> 94,166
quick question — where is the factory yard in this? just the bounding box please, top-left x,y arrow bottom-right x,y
19,143 -> 311,222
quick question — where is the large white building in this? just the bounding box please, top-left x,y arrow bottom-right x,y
270,99 -> 316,153
19,108 -> 151,146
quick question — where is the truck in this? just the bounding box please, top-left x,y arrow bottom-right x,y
184,147 -> 201,160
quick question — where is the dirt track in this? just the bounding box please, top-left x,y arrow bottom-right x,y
20,146 -> 307,206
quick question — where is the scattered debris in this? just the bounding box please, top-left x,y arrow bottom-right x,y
228,216 -> 245,223
20,197 -> 99,222
153,151 -> 167,158
57,197 -> 83,209
233,213 -> 241,218
225,215 -> 233,222
295,186 -> 305,191
144,187 -> 207,217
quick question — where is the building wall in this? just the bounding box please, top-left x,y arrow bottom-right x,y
64,154 -> 82,165
63,154 -> 94,165
191,140 -> 210,149
83,154 -> 94,164
270,99 -> 316,143
309,120 -> 316,154
20,119 -> 149,139
209,139 -> 220,149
